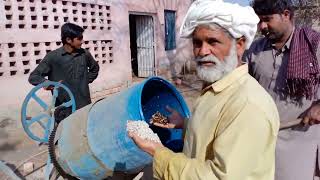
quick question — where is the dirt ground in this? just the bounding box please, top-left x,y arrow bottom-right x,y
0,75 -> 202,180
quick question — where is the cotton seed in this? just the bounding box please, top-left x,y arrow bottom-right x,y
127,120 -> 161,143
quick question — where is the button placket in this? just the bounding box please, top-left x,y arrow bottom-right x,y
268,49 -> 278,89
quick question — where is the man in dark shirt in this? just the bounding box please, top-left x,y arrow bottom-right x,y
29,23 -> 99,122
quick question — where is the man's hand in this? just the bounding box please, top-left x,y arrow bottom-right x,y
305,104 -> 320,125
42,80 -> 63,91
43,85 -> 54,91
152,106 -> 185,129
128,132 -> 164,156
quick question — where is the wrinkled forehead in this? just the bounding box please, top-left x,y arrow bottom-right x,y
192,24 -> 232,39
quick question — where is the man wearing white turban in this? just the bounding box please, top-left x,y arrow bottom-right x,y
129,0 -> 280,179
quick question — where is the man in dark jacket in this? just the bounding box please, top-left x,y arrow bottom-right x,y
29,22 -> 99,122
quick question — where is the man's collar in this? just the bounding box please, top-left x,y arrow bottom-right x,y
59,46 -> 68,55
270,27 -> 295,52
59,46 -> 84,56
284,27 -> 295,50
201,64 -> 248,94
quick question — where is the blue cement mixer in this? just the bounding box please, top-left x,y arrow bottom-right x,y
21,76 -> 190,179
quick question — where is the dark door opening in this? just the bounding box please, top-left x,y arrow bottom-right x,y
129,15 -> 138,77
129,14 -> 155,78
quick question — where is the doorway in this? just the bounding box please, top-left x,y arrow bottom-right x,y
129,14 -> 155,77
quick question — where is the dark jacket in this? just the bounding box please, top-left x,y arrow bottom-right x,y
29,46 -> 99,109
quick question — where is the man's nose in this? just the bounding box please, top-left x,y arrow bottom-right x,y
198,43 -> 211,57
258,22 -> 268,31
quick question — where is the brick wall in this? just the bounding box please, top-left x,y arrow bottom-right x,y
0,0 -> 113,78
0,0 -> 193,122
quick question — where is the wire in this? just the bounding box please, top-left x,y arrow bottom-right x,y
12,149 -> 49,173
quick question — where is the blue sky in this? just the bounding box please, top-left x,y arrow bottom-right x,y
224,0 -> 250,6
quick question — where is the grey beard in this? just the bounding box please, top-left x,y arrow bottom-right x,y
196,41 -> 238,83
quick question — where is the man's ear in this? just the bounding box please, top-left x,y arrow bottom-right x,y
66,37 -> 72,44
236,37 -> 246,58
282,9 -> 291,21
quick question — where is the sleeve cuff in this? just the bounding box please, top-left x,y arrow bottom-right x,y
182,118 -> 189,139
153,147 -> 175,179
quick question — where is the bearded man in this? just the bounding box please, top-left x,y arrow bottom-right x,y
129,0 -> 280,179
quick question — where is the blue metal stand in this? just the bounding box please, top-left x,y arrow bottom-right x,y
21,81 -> 76,179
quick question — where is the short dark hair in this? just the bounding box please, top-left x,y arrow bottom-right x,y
251,0 -> 294,18
61,23 -> 84,44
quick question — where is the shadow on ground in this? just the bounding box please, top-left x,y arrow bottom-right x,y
0,118 -> 21,153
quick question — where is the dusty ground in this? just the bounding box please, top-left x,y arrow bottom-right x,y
0,74 -> 202,180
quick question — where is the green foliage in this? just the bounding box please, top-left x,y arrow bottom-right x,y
293,0 -> 320,27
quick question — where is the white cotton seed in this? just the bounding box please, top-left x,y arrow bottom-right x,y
127,120 -> 161,143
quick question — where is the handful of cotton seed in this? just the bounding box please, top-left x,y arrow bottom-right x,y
127,120 -> 161,143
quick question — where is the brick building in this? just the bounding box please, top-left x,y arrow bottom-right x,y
0,0 -> 193,122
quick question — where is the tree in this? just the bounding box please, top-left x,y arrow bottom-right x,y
292,0 -> 320,27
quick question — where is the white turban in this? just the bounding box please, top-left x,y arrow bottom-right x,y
180,0 -> 259,49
